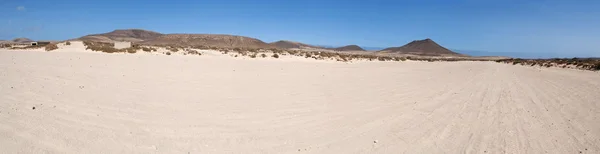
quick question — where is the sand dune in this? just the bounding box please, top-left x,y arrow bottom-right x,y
0,50 -> 599,153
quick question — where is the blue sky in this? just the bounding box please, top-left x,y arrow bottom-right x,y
1,0 -> 599,58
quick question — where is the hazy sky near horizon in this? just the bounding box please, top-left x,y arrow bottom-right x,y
1,0 -> 599,58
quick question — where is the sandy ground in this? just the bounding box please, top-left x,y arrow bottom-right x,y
1,50 -> 599,154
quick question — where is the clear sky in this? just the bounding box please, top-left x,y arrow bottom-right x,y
1,0 -> 599,58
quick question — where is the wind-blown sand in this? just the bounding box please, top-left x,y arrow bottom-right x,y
1,50 -> 599,153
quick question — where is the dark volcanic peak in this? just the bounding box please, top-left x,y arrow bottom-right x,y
380,38 -> 463,56
333,45 -> 365,51
12,38 -> 34,43
141,34 -> 270,48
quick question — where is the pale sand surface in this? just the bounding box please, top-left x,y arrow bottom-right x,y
1,50 -> 599,153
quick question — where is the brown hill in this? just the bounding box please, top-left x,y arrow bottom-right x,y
332,45 -> 365,51
379,39 -> 463,56
77,29 -> 163,42
269,40 -> 323,49
140,34 -> 270,48
12,38 -> 34,43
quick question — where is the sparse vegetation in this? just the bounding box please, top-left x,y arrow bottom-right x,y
287,50 -> 298,55
271,48 -> 283,54
125,47 -> 137,53
305,53 -> 312,58
496,58 -> 600,71
75,40 -> 538,66
248,48 -> 258,53
141,47 -> 157,52
83,41 -> 143,54
167,47 -> 179,52
186,49 -> 201,55
84,41 -> 118,53
44,43 -> 58,51
65,41 -> 71,45
1,44 -> 11,48
10,45 -> 44,50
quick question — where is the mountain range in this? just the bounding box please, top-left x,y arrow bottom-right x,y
9,29 -> 465,57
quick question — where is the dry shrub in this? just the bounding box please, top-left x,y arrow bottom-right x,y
377,57 -> 393,61
249,53 -> 257,58
305,53 -> 312,58
10,45 -> 44,50
339,54 -> 349,61
191,45 -> 208,50
65,41 -> 71,45
287,50 -> 298,55
167,47 -> 179,52
141,47 -> 157,52
45,43 -> 59,51
260,53 -> 267,58
83,41 -> 144,54
271,48 -> 283,54
272,53 -> 279,58
239,51 -> 248,56
1,44 -> 12,48
166,52 -> 171,55
125,47 -> 137,53
186,49 -> 201,55
593,63 -> 600,71
496,58 -> 600,71
84,41 -> 117,53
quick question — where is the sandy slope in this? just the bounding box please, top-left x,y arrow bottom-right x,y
0,51 -> 599,154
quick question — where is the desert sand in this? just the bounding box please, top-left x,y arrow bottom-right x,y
1,49 -> 599,153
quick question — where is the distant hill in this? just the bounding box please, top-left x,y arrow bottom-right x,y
76,29 -> 164,42
332,45 -> 365,51
315,44 -> 382,51
379,39 -> 464,56
362,46 -> 385,51
12,38 -> 34,43
269,40 -> 323,49
141,34 -> 270,49
74,29 -> 270,48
